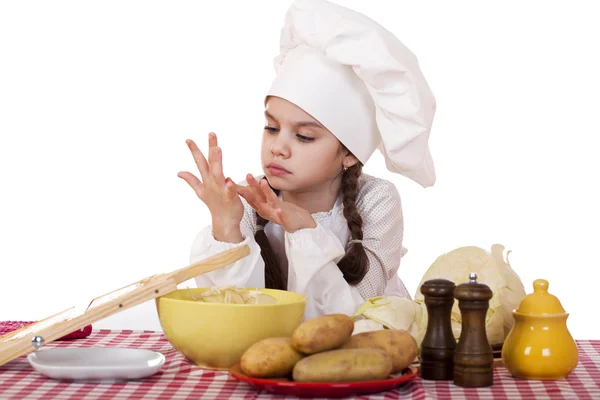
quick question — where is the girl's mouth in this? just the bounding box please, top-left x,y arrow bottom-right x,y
266,163 -> 291,175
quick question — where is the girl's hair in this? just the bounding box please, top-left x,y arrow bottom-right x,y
255,161 -> 369,290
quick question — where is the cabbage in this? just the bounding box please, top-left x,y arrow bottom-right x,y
352,319 -> 386,335
352,296 -> 427,348
414,244 -> 526,345
490,244 -> 528,338
187,286 -> 278,304
351,244 -> 526,348
352,296 -> 420,337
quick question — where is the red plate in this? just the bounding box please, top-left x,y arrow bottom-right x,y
229,364 -> 419,398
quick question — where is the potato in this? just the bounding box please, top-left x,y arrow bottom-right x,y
240,337 -> 304,378
293,348 -> 393,382
292,314 -> 354,354
342,329 -> 418,373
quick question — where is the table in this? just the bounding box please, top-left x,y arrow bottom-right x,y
1,329 -> 599,399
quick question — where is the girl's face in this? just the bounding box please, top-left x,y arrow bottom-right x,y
261,96 -> 358,192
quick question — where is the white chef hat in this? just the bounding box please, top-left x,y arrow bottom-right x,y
265,0 -> 437,187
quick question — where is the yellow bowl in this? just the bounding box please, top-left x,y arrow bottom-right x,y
155,288 -> 306,370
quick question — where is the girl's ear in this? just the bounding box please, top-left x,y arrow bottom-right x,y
342,153 -> 360,170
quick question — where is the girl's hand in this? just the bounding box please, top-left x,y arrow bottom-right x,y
236,174 -> 316,233
178,133 -> 244,242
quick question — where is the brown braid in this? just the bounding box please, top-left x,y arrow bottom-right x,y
255,186 -> 287,290
336,163 -> 369,284
256,163 -> 368,290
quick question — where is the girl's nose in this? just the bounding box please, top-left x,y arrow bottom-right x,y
270,132 -> 290,158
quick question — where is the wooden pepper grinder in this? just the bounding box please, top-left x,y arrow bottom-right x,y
453,273 -> 494,387
419,279 -> 457,380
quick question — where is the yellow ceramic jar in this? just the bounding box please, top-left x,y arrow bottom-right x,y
502,279 -> 578,380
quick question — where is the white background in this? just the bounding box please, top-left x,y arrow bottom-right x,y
1,1 -> 598,339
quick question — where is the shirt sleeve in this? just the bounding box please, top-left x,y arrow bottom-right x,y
354,178 -> 407,300
285,223 -> 365,319
190,196 -> 265,289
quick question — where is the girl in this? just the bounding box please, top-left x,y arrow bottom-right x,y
177,0 -> 437,320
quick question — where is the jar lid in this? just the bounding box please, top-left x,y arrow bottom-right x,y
515,279 -> 566,315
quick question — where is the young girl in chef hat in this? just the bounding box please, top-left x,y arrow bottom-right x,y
178,0 -> 436,319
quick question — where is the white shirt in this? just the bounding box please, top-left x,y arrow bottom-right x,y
188,173 -> 410,320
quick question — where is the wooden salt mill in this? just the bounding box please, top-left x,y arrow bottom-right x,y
453,273 -> 494,387
419,279 -> 457,380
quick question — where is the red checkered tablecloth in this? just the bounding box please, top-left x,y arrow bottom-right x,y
0,329 -> 599,399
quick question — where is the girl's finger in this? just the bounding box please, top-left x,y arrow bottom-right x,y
260,178 -> 279,204
247,174 -> 267,203
207,132 -> 217,165
249,201 -> 261,213
210,146 -> 225,185
246,173 -> 260,190
225,178 -> 236,201
177,171 -> 204,199
185,139 -> 210,182
240,192 -> 265,218
236,185 -> 254,203
237,186 -> 263,214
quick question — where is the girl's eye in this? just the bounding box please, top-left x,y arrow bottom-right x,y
264,126 -> 278,133
297,134 -> 314,143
